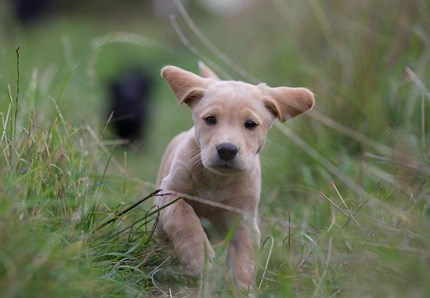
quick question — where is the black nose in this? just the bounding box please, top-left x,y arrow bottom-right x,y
216,143 -> 238,161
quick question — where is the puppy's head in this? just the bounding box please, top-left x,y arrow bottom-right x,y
161,64 -> 314,175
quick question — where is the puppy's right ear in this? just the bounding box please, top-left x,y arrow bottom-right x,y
161,66 -> 212,108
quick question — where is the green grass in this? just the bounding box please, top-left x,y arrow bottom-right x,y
1,1 -> 430,297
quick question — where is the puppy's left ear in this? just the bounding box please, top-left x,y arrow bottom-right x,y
161,65 -> 213,108
259,84 -> 315,122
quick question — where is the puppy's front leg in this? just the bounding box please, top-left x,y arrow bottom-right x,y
227,219 -> 260,290
159,198 -> 214,275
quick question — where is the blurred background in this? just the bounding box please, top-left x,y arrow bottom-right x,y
2,0 -> 427,183
1,0 -> 430,296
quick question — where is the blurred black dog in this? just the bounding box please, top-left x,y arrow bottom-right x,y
10,0 -> 49,24
107,70 -> 153,145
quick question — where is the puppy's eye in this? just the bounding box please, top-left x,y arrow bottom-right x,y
244,120 -> 258,130
204,115 -> 217,125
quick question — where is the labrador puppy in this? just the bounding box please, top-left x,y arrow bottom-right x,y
155,63 -> 314,290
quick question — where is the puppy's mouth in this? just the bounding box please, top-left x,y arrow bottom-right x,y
206,161 -> 245,175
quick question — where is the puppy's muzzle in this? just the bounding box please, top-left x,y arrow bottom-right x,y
216,143 -> 238,161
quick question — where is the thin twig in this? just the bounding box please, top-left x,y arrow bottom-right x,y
258,236 -> 275,290
148,256 -> 172,297
104,196 -> 183,240
308,110 -> 392,155
167,190 -> 255,217
172,0 -> 260,83
331,181 -> 365,234
320,192 -> 366,235
288,209 -> 291,249
422,93 -> 426,147
13,47 -> 20,145
169,15 -> 231,80
97,188 -> 298,240
93,189 -> 161,232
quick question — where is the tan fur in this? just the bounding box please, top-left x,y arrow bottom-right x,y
156,63 -> 314,289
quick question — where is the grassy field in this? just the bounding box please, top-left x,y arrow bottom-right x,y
1,1 -> 430,297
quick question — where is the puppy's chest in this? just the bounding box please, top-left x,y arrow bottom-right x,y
188,175 -> 251,214
187,188 -> 233,218
187,175 -> 236,205
192,185 -> 233,203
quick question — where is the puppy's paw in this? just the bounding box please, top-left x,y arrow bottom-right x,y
175,233 -> 214,276
184,257 -> 204,276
